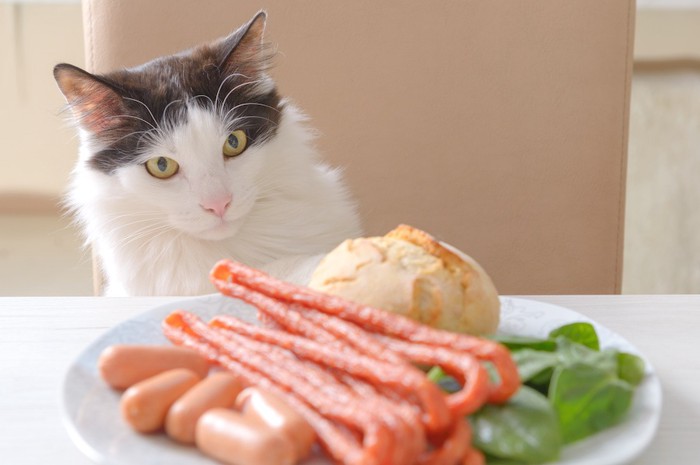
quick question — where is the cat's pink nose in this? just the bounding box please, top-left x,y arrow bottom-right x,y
200,194 -> 232,218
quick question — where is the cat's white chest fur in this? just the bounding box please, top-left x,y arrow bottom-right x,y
97,233 -> 325,296
68,105 -> 361,296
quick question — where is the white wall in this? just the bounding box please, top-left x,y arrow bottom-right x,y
623,70 -> 700,293
622,6 -> 700,293
638,0 -> 700,8
0,3 -> 83,202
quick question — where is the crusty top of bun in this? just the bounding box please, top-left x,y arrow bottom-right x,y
308,225 -> 500,335
386,224 -> 474,282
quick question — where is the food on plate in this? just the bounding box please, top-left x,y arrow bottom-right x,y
165,311 -> 401,465
120,368 -> 201,433
196,408 -> 297,465
236,387 -> 316,460
98,344 -> 209,389
104,345 -> 308,463
165,372 -> 243,444
209,258 -> 518,405
308,224 -> 500,336
431,321 -> 647,464
86,250 -> 649,465
158,258 -> 519,465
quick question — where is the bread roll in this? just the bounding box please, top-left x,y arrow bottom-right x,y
308,225 -> 500,335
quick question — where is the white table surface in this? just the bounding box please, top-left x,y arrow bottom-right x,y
0,295 -> 698,465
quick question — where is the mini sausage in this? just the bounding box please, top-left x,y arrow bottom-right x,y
121,368 -> 201,433
99,344 -> 209,390
165,372 -> 243,444
236,387 -> 315,460
196,408 -> 296,465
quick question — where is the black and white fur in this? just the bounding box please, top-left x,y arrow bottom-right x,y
54,12 -> 361,295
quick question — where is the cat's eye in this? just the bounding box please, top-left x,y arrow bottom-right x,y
145,156 -> 179,179
223,130 -> 248,158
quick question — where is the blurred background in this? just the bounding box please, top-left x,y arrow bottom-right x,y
0,0 -> 698,295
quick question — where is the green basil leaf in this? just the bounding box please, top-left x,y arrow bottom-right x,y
485,457 -> 528,465
491,334 -> 557,352
549,362 -> 634,444
549,322 -> 600,351
513,349 -> 559,383
426,365 -> 446,383
426,365 -> 462,393
526,367 -> 555,394
470,386 -> 561,464
555,337 -> 618,375
617,352 -> 646,386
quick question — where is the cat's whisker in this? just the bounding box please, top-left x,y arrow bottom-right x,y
135,224 -> 175,244
227,101 -> 281,114
214,73 -> 252,112
226,114 -> 279,128
135,128 -> 163,151
221,103 -> 279,129
108,227 -> 166,246
218,79 -> 265,115
220,101 -> 281,126
213,73 -> 240,111
105,114 -> 160,132
162,99 -> 185,123
93,208 -> 165,227
101,215 -> 165,230
123,96 -> 161,131
141,226 -> 184,253
111,226 -> 157,248
150,230 -> 185,266
109,127 -> 159,147
103,214 -> 163,224
190,94 -> 215,109
115,223 -> 174,249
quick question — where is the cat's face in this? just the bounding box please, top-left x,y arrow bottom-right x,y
54,12 -> 282,241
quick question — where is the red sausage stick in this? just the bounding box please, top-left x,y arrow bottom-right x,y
417,419 -> 471,465
209,259 -> 519,404
211,299 -> 451,434
167,311 -> 395,465
336,372 -> 427,465
163,312 -> 374,465
286,306 -> 491,416
376,336 -> 491,416
170,311 -> 478,465
165,259 -> 520,464
211,320 -> 426,465
207,324 -> 419,465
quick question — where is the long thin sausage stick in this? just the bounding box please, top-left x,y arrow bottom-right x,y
163,311 -> 384,465
210,259 -> 519,404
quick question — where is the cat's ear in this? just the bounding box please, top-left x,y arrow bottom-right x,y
218,11 -> 271,79
53,63 -> 127,134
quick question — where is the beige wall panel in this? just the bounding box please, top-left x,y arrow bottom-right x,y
82,0 -> 634,294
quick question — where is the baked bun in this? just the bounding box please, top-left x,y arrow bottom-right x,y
308,225 -> 500,335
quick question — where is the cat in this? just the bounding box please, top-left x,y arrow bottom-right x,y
53,11 -> 362,296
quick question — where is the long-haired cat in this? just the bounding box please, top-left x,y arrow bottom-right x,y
53,12 -> 361,296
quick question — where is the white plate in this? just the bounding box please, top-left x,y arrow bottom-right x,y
62,296 -> 662,465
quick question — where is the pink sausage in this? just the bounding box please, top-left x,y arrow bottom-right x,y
120,368 -> 201,433
165,372 -> 243,444
196,408 -> 296,465
99,344 -> 209,390
236,387 -> 316,461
